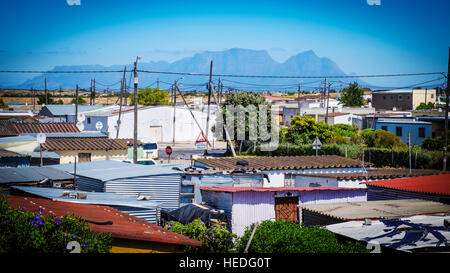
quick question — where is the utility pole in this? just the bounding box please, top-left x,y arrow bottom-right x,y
44,78 -> 48,105
325,82 -> 331,124
173,81 -> 177,146
75,84 -> 79,124
92,79 -> 96,105
89,79 -> 93,105
133,56 -> 141,164
443,47 -> 449,171
205,60 -> 213,150
116,78 -> 125,139
323,78 -> 327,108
157,78 -> 159,89
297,83 -> 301,116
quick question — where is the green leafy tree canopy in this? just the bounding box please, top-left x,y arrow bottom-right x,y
130,87 -> 170,106
339,82 -> 366,107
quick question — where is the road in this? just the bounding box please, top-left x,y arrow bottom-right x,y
157,142 -> 227,160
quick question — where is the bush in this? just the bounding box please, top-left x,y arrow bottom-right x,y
236,220 -> 369,253
165,219 -> 237,253
421,136 -> 450,151
0,195 -> 112,253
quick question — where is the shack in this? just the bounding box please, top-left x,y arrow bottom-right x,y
0,166 -> 74,189
200,186 -> 366,236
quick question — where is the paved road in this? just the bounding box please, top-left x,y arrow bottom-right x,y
157,147 -> 227,160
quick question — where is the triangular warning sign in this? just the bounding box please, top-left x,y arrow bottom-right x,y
196,132 -> 207,142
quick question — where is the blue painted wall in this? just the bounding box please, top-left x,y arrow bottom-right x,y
375,121 -> 432,145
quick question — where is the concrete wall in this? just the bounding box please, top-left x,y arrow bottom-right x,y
57,149 -> 127,164
372,92 -> 413,110
375,122 -> 432,145
412,89 -> 437,109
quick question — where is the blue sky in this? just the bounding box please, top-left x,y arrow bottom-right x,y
0,0 -> 449,87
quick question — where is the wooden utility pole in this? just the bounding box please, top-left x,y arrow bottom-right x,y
44,78 -> 48,105
116,75 -> 125,139
133,57 -> 140,164
157,78 -> 160,89
443,47 -> 449,171
205,60 -> 213,149
89,79 -> 93,105
75,84 -> 79,124
173,81 -> 177,146
323,78 -> 327,107
325,82 -> 331,124
92,79 -> 96,105
297,83 -> 301,116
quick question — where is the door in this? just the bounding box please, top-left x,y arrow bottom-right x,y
149,126 -> 163,142
275,197 -> 299,222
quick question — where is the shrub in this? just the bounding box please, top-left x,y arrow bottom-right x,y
421,136 -> 450,151
0,195 -> 112,253
165,219 -> 237,253
236,220 -> 369,253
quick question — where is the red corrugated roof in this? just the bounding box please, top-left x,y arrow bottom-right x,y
365,174 -> 450,196
200,186 -> 361,193
6,195 -> 201,247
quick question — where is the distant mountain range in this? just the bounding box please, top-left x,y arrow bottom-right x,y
16,48 -> 364,92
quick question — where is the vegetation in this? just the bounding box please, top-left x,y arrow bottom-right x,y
129,87 -> 170,106
0,194 -> 112,253
70,96 -> 87,104
421,136 -> 450,151
416,102 -> 435,110
338,82 -> 366,107
0,98 -> 8,109
164,219 -> 236,253
37,93 -> 55,105
236,220 -> 369,253
360,128 -> 407,149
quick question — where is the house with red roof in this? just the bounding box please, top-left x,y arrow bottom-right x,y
6,195 -> 201,253
365,174 -> 450,204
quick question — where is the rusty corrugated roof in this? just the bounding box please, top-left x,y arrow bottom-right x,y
290,169 -> 449,181
42,137 -> 127,151
365,174 -> 450,196
13,122 -> 80,134
0,120 -> 19,136
195,155 -> 366,171
6,195 -> 202,247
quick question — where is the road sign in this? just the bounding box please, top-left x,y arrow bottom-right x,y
312,136 -> 322,150
77,113 -> 85,122
76,121 -> 84,131
95,121 -> 103,131
195,132 -> 207,150
165,146 -> 172,156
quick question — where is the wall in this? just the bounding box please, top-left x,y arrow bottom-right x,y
56,149 -> 127,164
412,89 -> 437,109
105,106 -> 216,143
375,122 -> 432,145
372,92 -> 413,110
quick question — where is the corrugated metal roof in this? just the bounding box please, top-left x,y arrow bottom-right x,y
326,215 -> 450,252
0,135 -> 36,144
42,137 -> 127,151
195,155 -> 366,171
13,122 -> 80,134
11,186 -> 160,209
376,118 -> 431,125
200,186 -> 360,193
365,174 -> 450,196
0,120 -> 19,136
6,195 -> 201,247
0,166 -> 74,183
23,132 -> 108,138
290,169 -> 448,181
41,105 -> 108,116
300,199 -> 450,221
50,160 -> 183,181
0,149 -> 28,158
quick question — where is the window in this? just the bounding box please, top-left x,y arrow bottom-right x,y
418,127 -> 425,138
398,95 -> 403,101
431,94 -> 434,98
406,96 -> 410,100
87,117 -> 91,124
78,153 -> 91,162
396,126 -> 402,137
390,96 -> 394,100
143,143 -> 157,150
381,126 -> 388,131
383,96 -> 386,100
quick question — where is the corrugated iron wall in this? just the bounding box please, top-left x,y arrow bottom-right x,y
231,191 -> 275,237
301,209 -> 345,226
105,174 -> 181,211
111,206 -> 159,224
76,176 -> 105,192
366,186 -> 448,204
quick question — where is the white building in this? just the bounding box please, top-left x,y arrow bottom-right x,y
78,105 -> 217,143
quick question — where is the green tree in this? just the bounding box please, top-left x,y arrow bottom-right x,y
129,87 -> 170,106
0,98 -> 8,109
71,96 -> 86,104
362,129 -> 406,149
214,91 -> 271,152
416,102 -> 435,110
339,82 -> 366,107
421,136 -> 450,151
37,93 -> 55,105
283,115 -> 335,144
236,220 -> 369,253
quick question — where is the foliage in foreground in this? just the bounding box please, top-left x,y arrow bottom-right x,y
165,219 -> 237,253
0,195 -> 112,253
236,220 -> 370,253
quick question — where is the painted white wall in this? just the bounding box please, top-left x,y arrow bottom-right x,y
106,106 -> 217,143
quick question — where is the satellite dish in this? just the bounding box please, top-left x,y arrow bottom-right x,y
95,121 -> 103,131
36,133 -> 46,144
76,121 -> 85,131
77,113 -> 85,122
